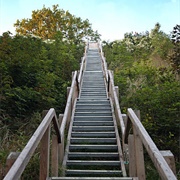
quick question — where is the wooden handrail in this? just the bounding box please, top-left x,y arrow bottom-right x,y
127,108 -> 177,180
78,42 -> 88,86
60,70 -> 78,136
108,70 -> 125,136
98,42 -> 108,82
4,108 -> 60,180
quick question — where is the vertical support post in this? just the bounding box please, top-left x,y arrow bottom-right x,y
40,110 -> 50,180
160,150 -> 176,175
5,152 -> 20,175
51,135 -> 58,176
133,110 -> 146,180
59,114 -> 64,164
128,135 -> 137,177
115,86 -> 119,100
67,87 -> 70,100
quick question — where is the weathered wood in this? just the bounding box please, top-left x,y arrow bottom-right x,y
109,98 -> 127,177
40,125 -> 50,180
51,135 -> 58,176
128,135 -> 136,177
52,116 -> 61,143
4,108 -> 56,180
67,87 -> 70,100
5,152 -> 20,175
115,86 -> 119,100
127,108 -> 177,180
133,127 -> 146,180
160,150 -> 176,175
133,110 -> 145,180
124,116 -> 131,144
59,114 -> 64,164
60,71 -> 78,136
108,70 -> 125,137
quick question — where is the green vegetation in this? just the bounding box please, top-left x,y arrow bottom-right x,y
103,23 -> 180,178
0,5 -> 100,179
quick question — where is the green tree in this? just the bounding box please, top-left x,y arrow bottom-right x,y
14,4 -> 100,43
169,24 -> 180,73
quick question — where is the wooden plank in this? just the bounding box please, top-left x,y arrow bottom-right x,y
5,152 -> 20,175
59,114 -> 64,164
133,127 -> 146,180
108,70 -> 125,137
133,110 -> 145,180
124,116 -> 131,144
160,150 -> 176,175
4,108 -> 56,180
127,108 -> 177,180
60,71 -> 77,136
51,135 -> 58,176
39,125 -> 50,180
128,135 -> 136,177
115,86 -> 119,100
109,98 -> 127,177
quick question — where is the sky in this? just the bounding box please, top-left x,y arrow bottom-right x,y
0,0 -> 180,41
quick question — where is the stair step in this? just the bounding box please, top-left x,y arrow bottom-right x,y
50,177 -> 133,180
69,145 -> 118,152
77,100 -> 110,104
76,104 -> 111,109
75,109 -> 111,112
70,138 -> 116,144
71,132 -> 116,138
75,112 -> 112,116
68,152 -> 119,160
66,160 -> 120,168
74,116 -> 113,121
72,126 -> 114,132
73,121 -> 113,126
65,169 -> 122,177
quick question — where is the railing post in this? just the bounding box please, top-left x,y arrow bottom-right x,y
59,114 -> 64,164
115,86 -> 119,100
160,150 -> 176,176
128,134 -> 137,177
40,110 -> 51,180
51,132 -> 59,176
133,110 -> 146,180
5,152 -> 20,176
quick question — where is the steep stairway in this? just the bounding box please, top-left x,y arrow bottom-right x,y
54,44 -> 129,180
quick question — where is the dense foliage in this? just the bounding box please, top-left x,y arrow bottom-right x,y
103,24 -> 180,177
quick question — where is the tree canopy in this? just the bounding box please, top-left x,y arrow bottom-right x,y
14,4 -> 100,43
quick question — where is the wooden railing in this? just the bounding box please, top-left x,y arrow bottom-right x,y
78,41 -> 88,89
124,109 -> 177,180
4,42 -> 88,180
99,43 -> 177,180
4,108 -> 61,180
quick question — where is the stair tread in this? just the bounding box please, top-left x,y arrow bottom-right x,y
50,178 -> 133,180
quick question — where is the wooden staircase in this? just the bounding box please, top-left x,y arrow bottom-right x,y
4,42 -> 177,180
58,46 -> 127,179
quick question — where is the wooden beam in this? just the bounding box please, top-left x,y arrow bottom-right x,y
160,150 -> 176,176
51,135 -> 58,176
128,135 -> 136,177
133,110 -> 145,180
40,125 -> 50,180
5,152 -> 20,175
59,114 -> 64,164
127,108 -> 177,180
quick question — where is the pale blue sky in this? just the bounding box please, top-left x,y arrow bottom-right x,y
0,0 -> 179,41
